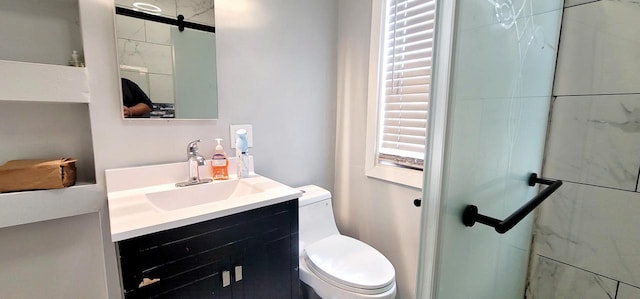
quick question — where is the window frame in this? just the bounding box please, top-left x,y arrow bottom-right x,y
365,0 -> 425,189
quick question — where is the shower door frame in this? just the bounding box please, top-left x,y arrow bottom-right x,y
415,0 -> 456,297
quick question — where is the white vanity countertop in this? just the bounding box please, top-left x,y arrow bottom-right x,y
106,160 -> 302,242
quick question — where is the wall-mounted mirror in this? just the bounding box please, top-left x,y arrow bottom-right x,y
114,0 -> 218,120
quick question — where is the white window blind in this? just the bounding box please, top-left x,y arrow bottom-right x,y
378,0 -> 435,170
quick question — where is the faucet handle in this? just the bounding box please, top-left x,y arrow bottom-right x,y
187,139 -> 201,155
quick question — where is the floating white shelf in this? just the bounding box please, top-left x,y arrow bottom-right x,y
0,60 -> 89,103
0,182 -> 104,229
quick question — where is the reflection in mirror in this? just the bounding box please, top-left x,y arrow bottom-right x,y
114,0 -> 218,120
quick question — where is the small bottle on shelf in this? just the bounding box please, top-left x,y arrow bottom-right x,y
68,50 -> 85,67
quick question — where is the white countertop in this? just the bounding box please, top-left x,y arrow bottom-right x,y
106,160 -> 302,242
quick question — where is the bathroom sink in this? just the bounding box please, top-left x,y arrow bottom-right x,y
106,159 -> 302,242
146,179 -> 265,211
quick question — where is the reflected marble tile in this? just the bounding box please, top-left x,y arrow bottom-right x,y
554,1 -> 640,95
117,39 -> 173,75
148,74 -> 174,103
145,21 -> 172,45
533,182 -> 640,286
115,0 -> 177,18
115,15 -> 145,42
617,283 -> 640,299
119,70 -> 150,98
454,10 -> 561,100
526,255 -> 617,299
177,0 -> 214,26
544,95 -> 640,191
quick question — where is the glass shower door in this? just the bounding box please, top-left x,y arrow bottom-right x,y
419,0 -> 564,298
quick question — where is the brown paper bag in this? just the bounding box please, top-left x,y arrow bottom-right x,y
0,158 -> 77,193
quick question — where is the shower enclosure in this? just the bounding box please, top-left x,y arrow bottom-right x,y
417,0 -> 564,298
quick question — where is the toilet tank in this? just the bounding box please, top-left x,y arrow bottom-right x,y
297,185 -> 340,253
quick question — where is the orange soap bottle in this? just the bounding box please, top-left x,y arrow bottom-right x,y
211,138 -> 229,180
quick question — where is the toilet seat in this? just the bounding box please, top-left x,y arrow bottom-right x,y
303,235 -> 395,295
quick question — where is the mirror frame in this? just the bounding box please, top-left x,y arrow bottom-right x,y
114,3 -> 219,120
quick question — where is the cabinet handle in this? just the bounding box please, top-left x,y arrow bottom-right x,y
235,265 -> 243,282
222,270 -> 231,287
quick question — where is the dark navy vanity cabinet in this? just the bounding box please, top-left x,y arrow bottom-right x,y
116,200 -> 299,298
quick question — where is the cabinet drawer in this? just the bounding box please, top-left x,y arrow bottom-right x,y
119,201 -> 292,256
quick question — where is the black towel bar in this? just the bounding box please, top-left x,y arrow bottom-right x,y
462,173 -> 562,234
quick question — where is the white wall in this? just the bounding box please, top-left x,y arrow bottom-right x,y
334,1 -> 423,298
0,0 -> 83,66
527,1 -> 640,298
87,0 -> 338,296
0,0 -> 338,297
0,213 -> 106,298
87,0 -> 337,189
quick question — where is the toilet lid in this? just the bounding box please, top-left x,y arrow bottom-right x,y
303,235 -> 395,294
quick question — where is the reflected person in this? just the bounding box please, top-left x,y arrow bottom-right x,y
121,78 -> 153,118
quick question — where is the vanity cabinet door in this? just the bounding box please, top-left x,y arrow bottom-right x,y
119,232 -> 237,298
124,258 -> 232,298
118,219 -> 246,296
233,233 -> 298,298
232,201 -> 300,299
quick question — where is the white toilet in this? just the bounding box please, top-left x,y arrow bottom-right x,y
297,185 -> 397,299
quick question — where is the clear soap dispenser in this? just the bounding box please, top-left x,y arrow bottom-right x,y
235,129 -> 249,178
211,138 -> 229,180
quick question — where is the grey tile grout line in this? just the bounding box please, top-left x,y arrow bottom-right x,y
556,92 -> 640,97
565,0 -> 601,9
554,179 -> 637,193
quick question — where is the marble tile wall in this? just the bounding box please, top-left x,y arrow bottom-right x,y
532,182 -> 640,284
554,0 -> 640,96
527,255 -> 617,299
528,1 -> 640,298
544,95 -> 640,191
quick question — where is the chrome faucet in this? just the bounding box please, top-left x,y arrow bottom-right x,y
176,140 -> 213,187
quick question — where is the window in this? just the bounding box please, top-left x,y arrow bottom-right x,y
365,0 -> 435,188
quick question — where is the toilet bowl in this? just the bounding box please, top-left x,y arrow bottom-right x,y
297,185 -> 397,299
